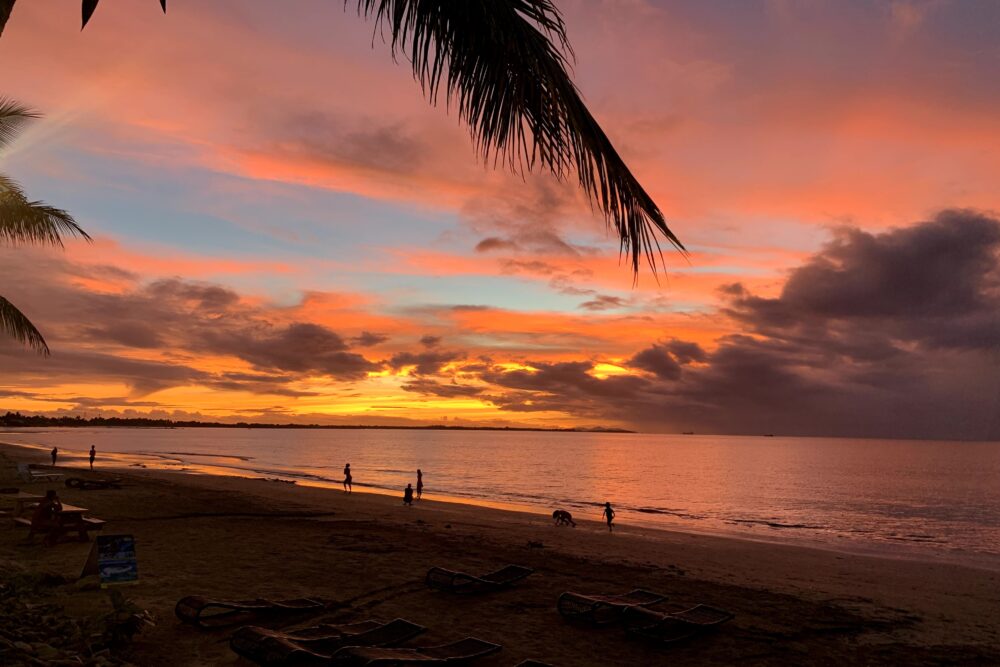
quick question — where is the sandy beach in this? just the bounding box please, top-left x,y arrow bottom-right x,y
2,441 -> 999,666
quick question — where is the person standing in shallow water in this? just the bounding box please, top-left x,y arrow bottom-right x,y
89,445 -> 96,470
602,502 -> 615,532
343,463 -> 352,493
416,469 -> 423,500
50,447 -> 58,466
403,483 -> 414,506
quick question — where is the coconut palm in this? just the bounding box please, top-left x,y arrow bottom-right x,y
0,98 -> 90,354
0,0 -> 684,274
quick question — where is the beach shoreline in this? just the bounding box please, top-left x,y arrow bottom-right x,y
6,436 -> 999,574
2,441 -> 999,665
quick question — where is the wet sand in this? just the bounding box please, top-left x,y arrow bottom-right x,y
1,442 -> 998,665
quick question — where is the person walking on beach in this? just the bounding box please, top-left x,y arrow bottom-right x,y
416,469 -> 423,500
602,501 -> 615,532
403,483 -> 414,506
89,445 -> 96,470
50,447 -> 58,466
343,463 -> 352,493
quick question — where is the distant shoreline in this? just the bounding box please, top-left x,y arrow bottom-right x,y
0,412 -> 635,434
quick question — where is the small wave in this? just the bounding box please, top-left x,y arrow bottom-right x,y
634,507 -> 705,520
885,534 -> 946,543
730,518 -> 825,530
131,451 -> 188,463
161,451 -> 255,462
244,468 -> 331,483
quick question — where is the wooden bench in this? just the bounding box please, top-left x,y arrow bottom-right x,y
16,463 -> 63,483
13,514 -> 106,544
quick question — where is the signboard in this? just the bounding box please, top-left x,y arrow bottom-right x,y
81,534 -> 138,586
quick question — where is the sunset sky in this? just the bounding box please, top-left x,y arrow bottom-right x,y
1,0 -> 998,438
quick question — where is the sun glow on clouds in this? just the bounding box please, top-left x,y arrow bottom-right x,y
590,364 -> 631,380
1,2 -> 998,436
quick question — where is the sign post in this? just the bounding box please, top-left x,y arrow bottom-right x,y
81,534 -> 138,587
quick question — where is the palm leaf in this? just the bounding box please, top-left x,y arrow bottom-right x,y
0,0 -> 14,38
0,0 -> 166,32
81,0 -> 166,29
0,97 -> 39,151
0,174 -> 90,246
354,0 -> 685,274
0,295 -> 49,355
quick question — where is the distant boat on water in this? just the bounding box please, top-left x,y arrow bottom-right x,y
681,431 -> 695,435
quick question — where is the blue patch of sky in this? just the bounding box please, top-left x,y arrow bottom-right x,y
7,142 -> 461,262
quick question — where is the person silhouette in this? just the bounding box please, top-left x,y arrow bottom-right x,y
602,502 -> 615,532
50,447 -> 58,466
416,469 -> 423,500
32,489 -> 63,546
403,483 -> 414,506
89,445 -> 96,470
343,463 -> 352,493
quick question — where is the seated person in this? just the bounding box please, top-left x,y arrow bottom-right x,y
31,490 -> 63,545
552,509 -> 576,527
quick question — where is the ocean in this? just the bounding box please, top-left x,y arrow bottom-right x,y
4,427 -> 999,569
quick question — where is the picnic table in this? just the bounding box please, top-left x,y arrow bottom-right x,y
0,491 -> 44,517
13,502 -> 106,544
59,503 -> 88,518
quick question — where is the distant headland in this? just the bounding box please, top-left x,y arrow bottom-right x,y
0,412 -> 634,434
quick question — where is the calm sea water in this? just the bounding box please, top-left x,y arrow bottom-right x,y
4,428 -> 999,568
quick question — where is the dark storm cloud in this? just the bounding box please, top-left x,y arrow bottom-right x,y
84,321 -> 164,348
75,279 -> 381,380
579,295 -> 627,311
351,331 -> 390,347
653,212 -> 1000,438
5,211 -> 999,440
263,111 -> 426,175
629,340 -> 707,380
146,280 -> 241,313
499,259 -> 560,276
482,361 -> 650,401
419,335 -> 442,348
199,322 -> 378,379
0,345 -> 213,396
725,209 -> 1000,351
664,340 -> 708,364
0,254 -> 380,395
500,259 -> 597,297
475,237 -> 519,253
470,211 -> 1000,440
629,345 -> 682,380
462,179 -> 600,257
401,378 -> 484,398
387,349 -> 464,375
0,392 -> 172,410
207,371 -> 322,398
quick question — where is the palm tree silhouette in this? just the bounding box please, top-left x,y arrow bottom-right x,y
0,0 -> 685,274
0,98 -> 90,354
